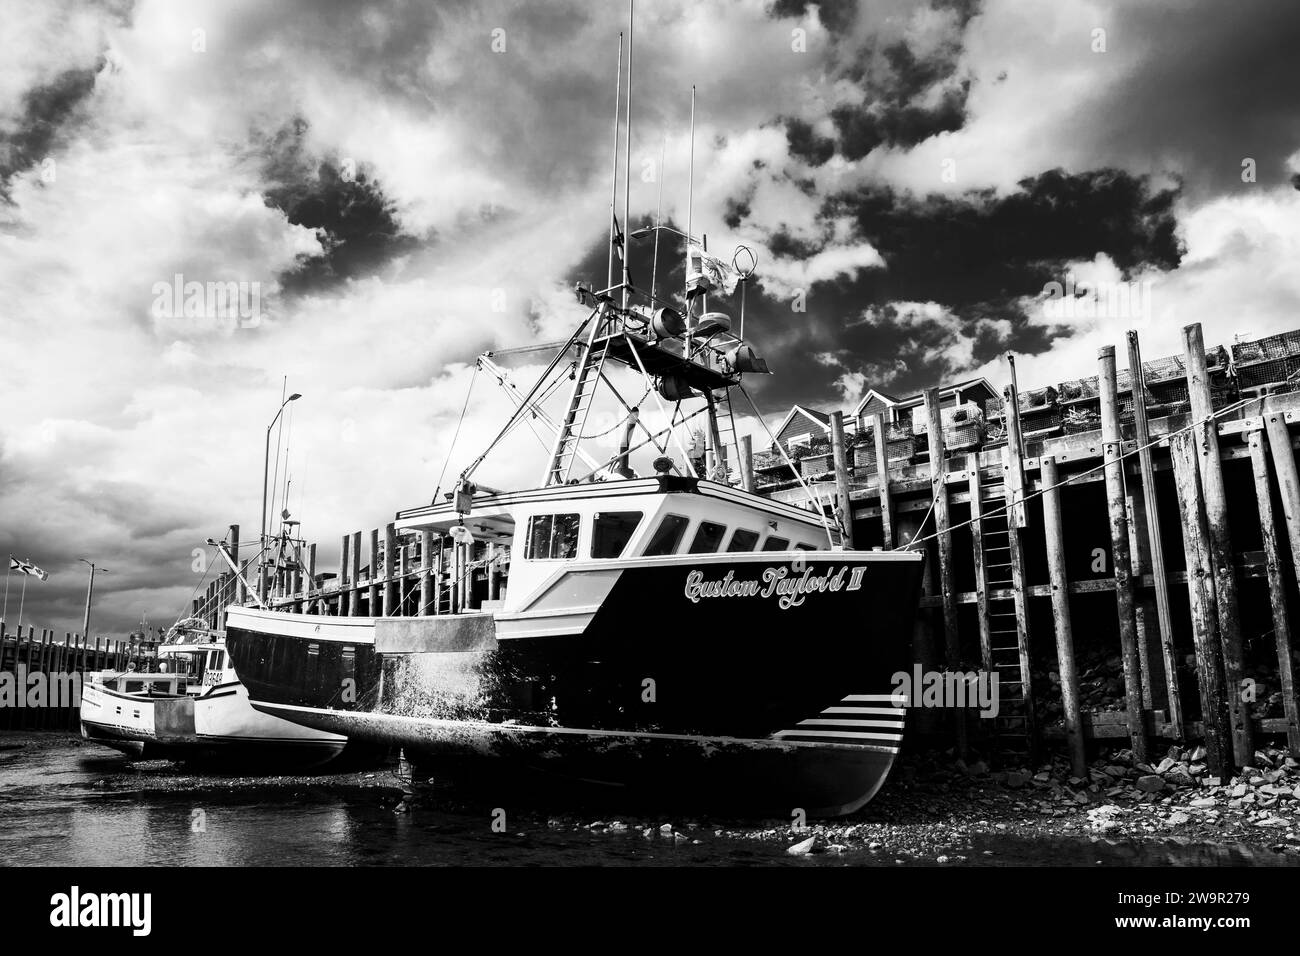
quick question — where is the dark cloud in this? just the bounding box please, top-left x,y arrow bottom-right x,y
721,168 -> 1181,410
1082,0 -> 1300,196
768,0 -> 859,35
0,63 -> 100,195
260,119 -> 424,293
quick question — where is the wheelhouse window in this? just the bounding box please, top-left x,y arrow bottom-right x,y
688,521 -> 728,554
794,543 -> 818,551
644,514 -> 690,556
591,511 -> 643,558
525,513 -> 581,560
761,536 -> 790,551
727,529 -> 760,552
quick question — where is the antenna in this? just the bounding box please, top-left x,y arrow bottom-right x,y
606,33 -> 623,293
650,133 -> 666,300
685,85 -> 695,309
621,0 -> 634,310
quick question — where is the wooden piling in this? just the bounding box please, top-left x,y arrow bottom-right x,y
488,543 -> 500,601
739,434 -> 755,494
339,534 -> 351,616
1002,356 -> 1027,530
1248,428 -> 1300,754
872,413 -> 894,547
397,541 -> 409,616
368,529 -> 380,615
420,530 -> 434,615
1262,410 -> 1300,755
1099,345 -> 1148,760
924,389 -> 959,667
1170,429 -> 1230,776
349,531 -> 362,616
967,453 -> 992,672
1127,331 -> 1182,731
383,523 -> 397,617
1042,456 -> 1087,777
229,524 -> 244,605
830,411 -> 854,548
1183,322 -> 1250,760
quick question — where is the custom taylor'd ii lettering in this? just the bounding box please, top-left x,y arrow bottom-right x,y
683,564 -> 867,609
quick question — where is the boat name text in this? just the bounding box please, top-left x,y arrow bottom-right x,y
683,565 -> 865,610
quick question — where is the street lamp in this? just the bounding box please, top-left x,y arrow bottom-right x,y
261,393 -> 301,600
79,559 -> 109,645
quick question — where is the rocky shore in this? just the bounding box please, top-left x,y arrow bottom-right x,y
7,732 -> 1298,864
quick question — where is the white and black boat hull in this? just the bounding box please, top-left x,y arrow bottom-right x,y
226,552 -> 924,815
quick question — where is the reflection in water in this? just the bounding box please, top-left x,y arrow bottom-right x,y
1,741 -> 1296,867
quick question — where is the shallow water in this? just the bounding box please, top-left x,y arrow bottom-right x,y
1,738 -> 1294,867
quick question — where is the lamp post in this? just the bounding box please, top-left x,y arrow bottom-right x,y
261,393 -> 301,600
79,559 -> 109,646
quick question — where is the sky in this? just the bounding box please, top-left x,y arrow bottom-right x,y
2,0 -> 1300,637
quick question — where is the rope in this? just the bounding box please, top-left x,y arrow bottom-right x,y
434,364 -> 479,502
897,395 -> 1261,552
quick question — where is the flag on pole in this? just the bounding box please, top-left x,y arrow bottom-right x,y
611,214 -> 624,261
686,241 -> 742,296
11,558 -> 48,581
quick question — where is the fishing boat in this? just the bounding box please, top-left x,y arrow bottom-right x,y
80,617 -> 347,766
223,18 -> 925,815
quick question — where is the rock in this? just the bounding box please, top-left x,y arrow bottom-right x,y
827,844 -> 847,854
1190,797 -> 1217,809
1005,771 -> 1031,789
936,855 -> 950,864
659,823 -> 674,834
1232,784 -> 1248,798
1103,765 -> 1129,779
1204,776 -> 1221,787
967,760 -> 990,776
1168,811 -> 1190,826
1164,770 -> 1195,789
674,832 -> 689,842
1033,771 -> 1051,783
1189,745 -> 1207,761
1155,757 -> 1178,774
1188,763 -> 1207,777
787,836 -> 818,856
1136,774 -> 1167,793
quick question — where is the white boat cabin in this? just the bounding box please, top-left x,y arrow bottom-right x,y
394,476 -> 833,613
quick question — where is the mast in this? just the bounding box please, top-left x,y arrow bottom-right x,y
621,0 -> 634,309
606,33 -> 623,293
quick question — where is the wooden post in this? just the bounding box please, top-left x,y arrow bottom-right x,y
830,411 -> 854,548
1042,456 -> 1087,777
1248,428 -> 1300,754
487,543 -> 500,601
368,528 -> 380,616
305,543 -> 317,614
1183,322 -> 1250,760
1099,344 -> 1148,760
925,388 -> 964,753
872,413 -> 894,547
924,389 -> 959,667
349,531 -> 362,616
1127,330 -> 1182,732
420,530 -> 434,615
339,534 -> 351,616
1002,355 -> 1027,530
434,537 -> 445,614
397,540 -> 408,616
1170,429 -> 1230,776
967,453 -> 992,672
739,434 -> 755,494
383,523 -> 397,616
225,524 -> 242,605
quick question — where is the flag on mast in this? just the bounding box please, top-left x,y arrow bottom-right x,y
686,241 -> 742,297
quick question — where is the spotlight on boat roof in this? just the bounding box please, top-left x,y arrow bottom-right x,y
724,343 -> 771,375
652,456 -> 674,474
651,307 -> 685,340
693,312 -> 731,336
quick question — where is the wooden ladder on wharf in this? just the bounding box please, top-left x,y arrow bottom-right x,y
976,478 -> 1034,758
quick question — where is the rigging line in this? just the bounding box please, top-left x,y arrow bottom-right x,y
279,399 -> 296,522
737,384 -> 838,547
897,395 -> 1262,552
651,132 -> 666,300
464,310 -> 599,484
269,377 -> 287,541
434,364 -> 480,502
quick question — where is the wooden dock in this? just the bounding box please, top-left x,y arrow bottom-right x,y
750,322 -> 1300,770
